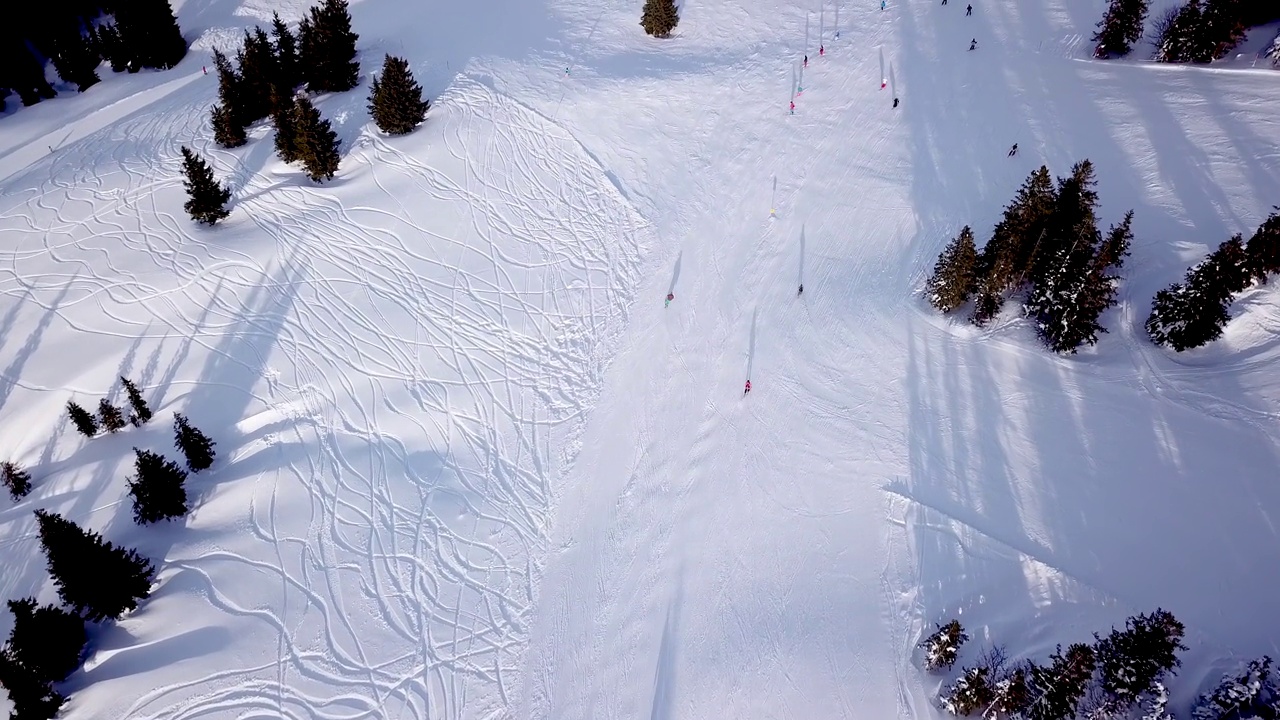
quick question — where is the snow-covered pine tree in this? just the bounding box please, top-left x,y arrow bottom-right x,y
174,413 -> 217,472
213,48 -> 243,122
1,461 -> 32,501
942,666 -> 995,716
292,95 -> 342,182
4,597 -> 87,682
66,400 -> 98,437
1093,609 -> 1187,710
180,146 -> 232,225
271,12 -> 301,92
921,619 -> 970,671
1196,0 -> 1246,62
640,0 -> 680,37
1093,0 -> 1152,58
1026,643 -> 1096,720
1205,234 -> 1252,295
969,165 -> 1057,325
988,664 -> 1033,719
50,26 -> 101,92
97,398 -> 126,433
1246,210 -> 1280,283
299,0 -> 360,93
927,228 -> 979,313
120,376 -> 152,425
235,27 -> 278,123
94,23 -> 130,73
368,54 -> 430,135
0,650 -> 65,720
34,509 -> 155,622
1139,682 -> 1175,720
128,448 -> 190,524
1156,0 -> 1203,62
1191,656 -> 1279,720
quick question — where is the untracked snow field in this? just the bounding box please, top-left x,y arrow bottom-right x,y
2,0 -> 1280,718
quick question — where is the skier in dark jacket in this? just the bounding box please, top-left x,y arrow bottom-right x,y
1008,143 -> 1018,156
969,38 -> 977,50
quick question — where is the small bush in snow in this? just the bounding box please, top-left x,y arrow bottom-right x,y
922,619 -> 970,672
1191,656 -> 1280,720
1093,608 -> 1187,710
2,461 -> 33,501
943,665 -> 996,716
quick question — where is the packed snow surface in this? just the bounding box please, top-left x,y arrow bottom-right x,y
1,0 -> 1279,717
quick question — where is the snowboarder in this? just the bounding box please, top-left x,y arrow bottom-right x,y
804,54 -> 809,67
966,3 -> 973,14
744,380 -> 752,395
1008,143 -> 1018,157
893,97 -> 899,107
790,100 -> 796,114
969,38 -> 978,50
665,292 -> 674,307
798,284 -> 804,295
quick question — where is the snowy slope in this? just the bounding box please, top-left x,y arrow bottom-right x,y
2,0 -> 1280,717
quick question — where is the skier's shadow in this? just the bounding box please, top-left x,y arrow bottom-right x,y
798,225 -> 806,291
746,307 -> 757,381
668,250 -> 682,296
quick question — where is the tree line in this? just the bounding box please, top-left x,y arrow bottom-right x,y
0,377 -> 217,720
925,609 -> 1280,719
1,0 -> 186,111
1092,0 -> 1280,64
925,160 -> 1134,354
182,0 -> 430,226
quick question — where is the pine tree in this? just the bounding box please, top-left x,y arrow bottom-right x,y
211,103 -> 248,149
271,12 -> 301,92
180,146 -> 232,225
271,86 -> 301,162
640,0 -> 681,38
213,48 -> 242,118
174,413 -> 217,472
115,0 -> 187,70
970,166 -> 1058,325
299,0 -> 360,93
95,23 -> 130,73
0,650 -> 65,720
1094,609 -> 1187,710
97,397 -> 126,433
1191,656 -> 1279,720
50,26 -> 101,92
292,95 -> 342,182
1145,277 -> 1230,351
1,461 -> 32,501
1197,0 -> 1246,62
4,598 -> 87,682
1246,210 -> 1280,283
920,619 -> 970,672
127,448 -> 190,524
8,43 -> 57,106
989,665 -> 1033,718
235,27 -> 277,123
1093,0 -> 1152,58
1026,643 -> 1097,720
1206,233 -> 1252,295
67,400 -> 98,437
927,227 -> 979,313
1156,0 -> 1203,62
367,54 -> 429,135
941,666 -> 995,716
34,509 -> 155,622
120,376 -> 153,425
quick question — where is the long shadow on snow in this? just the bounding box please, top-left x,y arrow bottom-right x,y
0,279 -> 74,418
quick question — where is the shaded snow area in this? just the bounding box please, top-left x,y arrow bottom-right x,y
2,0 -> 1280,717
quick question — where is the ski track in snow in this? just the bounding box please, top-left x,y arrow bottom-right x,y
0,75 -> 643,719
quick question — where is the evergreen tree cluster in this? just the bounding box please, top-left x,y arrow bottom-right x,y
0,0 -> 186,111
925,161 -> 1134,354
1092,0 -> 1152,58
921,619 -> 970,672
1146,210 -> 1280,351
934,610 -> 1186,720
65,377 -> 153,438
1191,656 -> 1280,720
34,509 -> 155,622
1154,0 -> 1248,63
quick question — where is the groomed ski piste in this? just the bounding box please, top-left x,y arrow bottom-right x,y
2,0 -> 1279,717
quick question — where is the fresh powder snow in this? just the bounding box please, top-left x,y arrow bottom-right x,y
1,0 -> 1278,718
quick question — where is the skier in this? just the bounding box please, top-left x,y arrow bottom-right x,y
819,45 -> 825,56
1008,143 -> 1018,157
202,66 -> 207,75
665,292 -> 675,307
744,379 -> 752,395
942,0 -> 947,4
881,0 -> 886,9
835,30 -> 841,39
798,284 -> 804,295
966,3 -> 972,14
893,97 -> 899,108
969,38 -> 978,50
804,54 -> 809,67
790,100 -> 796,114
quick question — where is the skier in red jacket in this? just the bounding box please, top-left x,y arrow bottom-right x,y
744,380 -> 752,395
